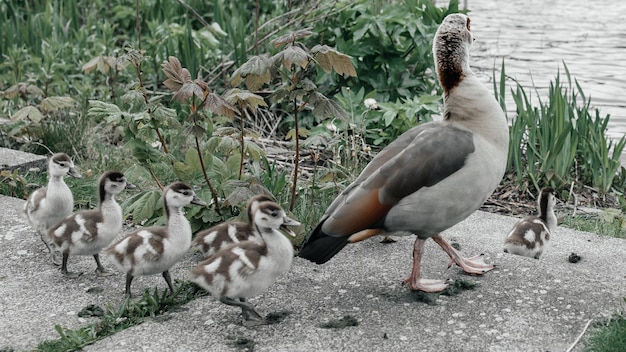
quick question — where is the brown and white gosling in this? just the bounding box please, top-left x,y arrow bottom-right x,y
48,171 -> 134,278
191,194 -> 274,258
106,182 -> 206,297
503,187 -> 557,259
23,153 -> 81,265
189,198 -> 300,327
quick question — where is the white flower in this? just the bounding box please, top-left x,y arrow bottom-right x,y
326,121 -> 338,133
364,98 -> 379,110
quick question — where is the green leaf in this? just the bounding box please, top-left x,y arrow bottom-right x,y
122,190 -> 162,223
11,106 -> 44,123
87,100 -> 125,123
310,45 -> 357,77
272,46 -> 310,70
202,92 -> 239,118
230,55 -> 271,91
162,56 -> 192,92
310,92 -> 349,120
243,140 -> 265,160
82,55 -> 119,74
39,96 -> 74,112
184,124 -> 207,138
224,88 -> 268,116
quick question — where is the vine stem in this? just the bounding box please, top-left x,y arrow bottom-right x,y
148,166 -> 164,190
239,116 -> 245,180
289,96 -> 300,212
194,132 -> 221,215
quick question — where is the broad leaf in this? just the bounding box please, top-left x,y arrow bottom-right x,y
310,92 -> 349,120
87,100 -> 124,124
2,83 -> 44,99
270,28 -> 314,48
285,127 -> 310,141
82,55 -> 118,74
230,55 -> 271,91
40,96 -> 74,112
11,106 -> 44,123
310,45 -> 357,77
172,81 -> 205,102
243,140 -> 265,160
272,46 -> 310,70
122,190 -> 162,223
202,92 -> 239,118
184,124 -> 207,138
224,88 -> 267,116
162,56 -> 192,92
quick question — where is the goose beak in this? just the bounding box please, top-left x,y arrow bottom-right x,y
191,195 -> 207,207
281,216 -> 301,237
68,167 -> 82,178
125,182 -> 137,190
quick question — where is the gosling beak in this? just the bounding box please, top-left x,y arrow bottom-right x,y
125,182 -> 137,190
191,195 -> 207,207
68,167 -> 82,178
281,216 -> 301,237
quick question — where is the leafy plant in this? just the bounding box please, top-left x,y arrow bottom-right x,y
584,310 -> 626,352
313,0 -> 463,102
499,61 -> 626,199
231,28 -> 356,210
560,210 -> 626,239
0,169 -> 30,199
36,281 -> 208,352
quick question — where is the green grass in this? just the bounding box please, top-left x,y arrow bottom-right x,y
584,312 -> 626,352
409,279 -> 478,305
35,281 -> 207,352
560,210 -> 626,239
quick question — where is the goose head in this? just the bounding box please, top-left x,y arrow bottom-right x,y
49,153 -> 81,178
98,171 -> 134,202
538,187 -> 556,217
252,201 -> 301,235
433,13 -> 474,92
246,194 -> 275,223
163,182 -> 207,217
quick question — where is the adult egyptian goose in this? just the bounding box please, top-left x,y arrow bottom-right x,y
298,14 -> 509,292
48,171 -> 134,278
23,152 -> 81,265
189,198 -> 300,327
504,187 -> 556,259
191,194 -> 273,258
106,182 -> 206,297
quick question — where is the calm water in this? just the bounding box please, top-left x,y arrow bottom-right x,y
465,0 -> 626,144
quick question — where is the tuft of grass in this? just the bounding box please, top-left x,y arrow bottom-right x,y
496,60 -> 626,199
584,312 -> 626,352
77,305 -> 104,318
560,212 -> 626,239
409,279 -> 479,304
319,315 -> 359,329
226,336 -> 256,351
264,310 -> 291,325
36,280 -> 208,352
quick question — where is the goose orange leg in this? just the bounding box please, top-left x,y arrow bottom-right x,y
432,234 -> 494,274
402,237 -> 450,292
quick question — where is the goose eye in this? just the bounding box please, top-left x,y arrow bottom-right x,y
58,162 -> 66,167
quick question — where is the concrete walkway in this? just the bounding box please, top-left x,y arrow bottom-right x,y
0,185 -> 624,351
